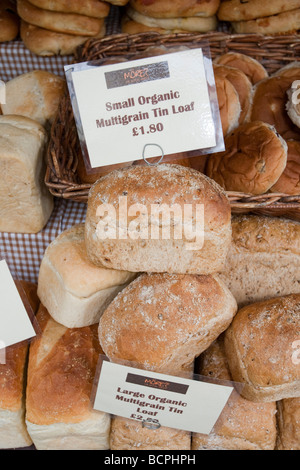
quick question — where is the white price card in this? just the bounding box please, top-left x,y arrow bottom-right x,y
0,260 -> 36,349
65,48 -> 222,169
93,359 -> 234,435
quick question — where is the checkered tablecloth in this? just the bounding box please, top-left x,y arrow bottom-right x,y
0,199 -> 87,284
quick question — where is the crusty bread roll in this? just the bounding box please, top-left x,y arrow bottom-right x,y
214,74 -> 241,136
206,121 -> 288,195
17,0 -> 106,36
270,140 -> 300,195
99,273 -> 237,374
224,294 -> 300,403
0,0 -> 20,42
1,70 -> 65,129
192,337 -> 277,450
0,115 -> 53,234
126,7 -> 218,32
213,64 -> 253,124
250,73 -> 300,141
20,20 -> 105,57
218,0 -> 300,21
110,416 -> 191,450
286,82 -> 300,129
121,15 -> 178,34
85,164 -> 232,275
25,304 -> 111,450
214,52 -> 268,86
37,224 -> 136,328
219,215 -> 300,307
0,281 -> 39,449
27,0 -> 110,18
129,0 -> 220,18
276,398 -> 300,450
231,8 -> 300,35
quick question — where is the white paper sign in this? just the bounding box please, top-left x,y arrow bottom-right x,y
67,48 -> 218,169
0,260 -> 36,349
93,360 -> 234,435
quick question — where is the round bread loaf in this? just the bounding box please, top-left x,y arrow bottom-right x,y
250,74 -> 300,142
224,294 -> 300,403
231,8 -> 300,35
206,121 -> 288,195
213,64 -> 252,124
84,164 -> 232,275
128,0 -> 220,18
17,0 -> 106,36
98,273 -> 238,374
26,0 -> 110,18
218,0 -> 300,21
214,74 -> 241,136
0,0 -> 20,42
270,140 -> 300,195
126,7 -> 218,32
214,52 -> 268,86
20,20 -> 105,56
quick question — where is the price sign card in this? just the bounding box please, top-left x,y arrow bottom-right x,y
93,359 -> 234,435
65,47 -> 223,170
0,260 -> 36,350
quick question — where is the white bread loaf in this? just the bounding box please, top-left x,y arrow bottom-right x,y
85,164 -> 232,275
37,224 -> 136,328
0,115 -> 53,234
25,304 -> 110,450
219,215 -> 300,307
0,281 -> 39,449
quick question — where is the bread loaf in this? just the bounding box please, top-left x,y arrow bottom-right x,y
0,115 -> 53,234
25,304 -> 110,450
85,164 -> 232,275
192,337 -> 277,450
0,281 -> 39,449
129,0 -> 220,18
99,273 -> 237,374
276,398 -> 300,450
214,52 -> 268,85
224,294 -> 300,403
219,215 -> 300,307
0,0 -> 20,42
27,0 -> 110,18
37,224 -> 136,328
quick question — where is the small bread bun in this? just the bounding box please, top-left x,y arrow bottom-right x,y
0,0 -> 20,42
213,64 -> 252,124
224,294 -> 300,403
286,82 -> 300,129
250,75 -> 300,141
218,0 -> 300,21
214,74 -> 241,136
270,140 -> 300,195
25,0 -> 110,18
214,52 -> 268,85
128,0 -> 220,18
206,121 -> 288,195
231,8 -> 300,35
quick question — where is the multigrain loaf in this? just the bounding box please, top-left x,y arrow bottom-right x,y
0,281 -> 39,449
85,164 -> 232,275
192,337 -> 277,450
276,398 -> 300,450
99,273 -> 237,375
25,304 -> 111,450
219,215 -> 300,307
37,224 -> 136,328
224,294 -> 300,403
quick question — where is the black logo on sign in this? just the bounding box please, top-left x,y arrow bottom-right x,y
105,61 -> 170,89
126,373 -> 189,395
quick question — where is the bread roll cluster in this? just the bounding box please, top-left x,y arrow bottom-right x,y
206,54 -> 300,196
0,0 -> 20,43
121,0 -> 220,35
218,0 -> 300,34
16,0 -> 116,56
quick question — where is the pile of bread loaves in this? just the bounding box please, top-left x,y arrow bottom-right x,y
218,0 -> 300,35
0,162 -> 299,450
15,0 -> 128,56
205,52 -> 300,196
122,0 -> 220,34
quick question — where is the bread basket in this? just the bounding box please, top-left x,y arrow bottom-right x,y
45,31 -> 300,220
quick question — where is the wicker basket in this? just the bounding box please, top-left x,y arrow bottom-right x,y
46,31 -> 300,220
